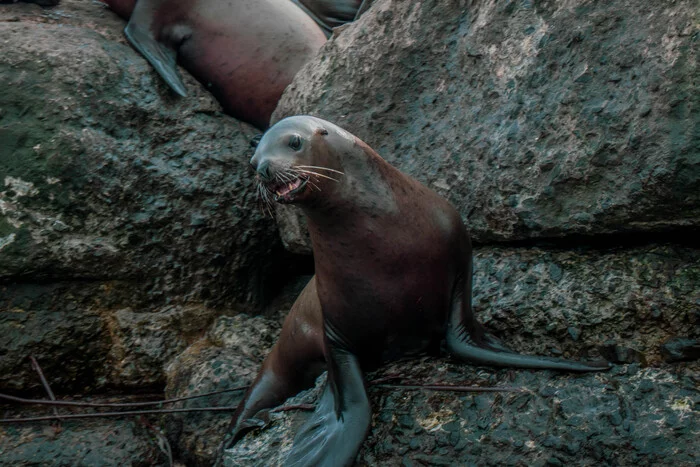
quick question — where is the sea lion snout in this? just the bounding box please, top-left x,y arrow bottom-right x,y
254,160 -> 273,181
250,150 -> 313,205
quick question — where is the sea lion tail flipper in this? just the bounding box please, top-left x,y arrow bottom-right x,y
124,20 -> 188,97
446,324 -> 611,372
446,267 -> 611,372
285,347 -> 371,467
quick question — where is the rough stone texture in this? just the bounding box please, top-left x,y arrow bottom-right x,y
226,360 -> 699,467
1,0 -> 697,465
163,314 -> 282,466
106,305 -> 222,389
471,244 -> 700,365
0,0 -> 280,392
221,243 -> 699,465
273,0 -> 699,250
0,417 -> 169,466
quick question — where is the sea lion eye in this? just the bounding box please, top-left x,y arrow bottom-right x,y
289,134 -> 302,151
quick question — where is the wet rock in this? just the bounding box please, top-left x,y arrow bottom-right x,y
272,0 -> 699,250
472,245 -> 698,364
206,314 -> 283,362
164,314 -> 282,466
0,418 -> 169,466
598,342 -> 646,365
228,359 -> 700,466
661,338 -> 700,363
0,0 -> 280,392
106,305 -> 221,389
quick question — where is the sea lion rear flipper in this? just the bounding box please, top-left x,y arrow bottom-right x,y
124,20 -> 188,96
446,261 -> 611,372
285,346 -> 371,467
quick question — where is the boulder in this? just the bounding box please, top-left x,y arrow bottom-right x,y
219,244 -> 700,465
0,417 -> 170,467
0,0 -> 279,392
163,314 -> 283,466
273,0 -> 699,250
225,359 -> 699,466
470,244 -> 699,365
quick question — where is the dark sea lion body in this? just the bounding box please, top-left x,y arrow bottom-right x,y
291,0 -> 370,36
102,0 -> 326,129
222,116 -> 610,466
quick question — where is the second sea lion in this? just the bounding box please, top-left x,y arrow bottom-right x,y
102,0 -> 327,129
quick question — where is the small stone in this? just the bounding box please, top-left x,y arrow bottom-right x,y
567,327 -> 581,341
660,338 -> 700,363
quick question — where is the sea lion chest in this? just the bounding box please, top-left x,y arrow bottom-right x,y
311,184 -> 463,364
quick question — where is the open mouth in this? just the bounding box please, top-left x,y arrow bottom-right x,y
268,176 -> 308,203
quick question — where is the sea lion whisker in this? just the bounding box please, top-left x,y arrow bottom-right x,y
294,165 -> 345,175
277,170 -> 296,183
262,191 -> 274,217
308,180 -> 321,192
279,169 -> 304,185
255,181 -> 275,218
293,169 -> 340,182
256,186 -> 269,217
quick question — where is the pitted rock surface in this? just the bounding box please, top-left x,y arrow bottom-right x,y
273,0 -> 699,250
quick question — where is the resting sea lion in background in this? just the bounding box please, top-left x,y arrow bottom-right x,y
101,0 -> 326,129
220,116 -> 610,466
291,0 -> 372,36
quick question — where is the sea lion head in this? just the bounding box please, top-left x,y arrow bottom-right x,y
251,116 -> 349,205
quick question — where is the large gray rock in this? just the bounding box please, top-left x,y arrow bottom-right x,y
0,0 -> 279,392
0,417 -> 169,467
471,244 -> 699,365
220,244 -> 699,465
225,360 -> 699,467
273,0 -> 699,250
163,314 -> 283,466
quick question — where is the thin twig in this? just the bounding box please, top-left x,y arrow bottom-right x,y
367,374 -> 403,385
271,403 -> 315,413
372,384 -> 524,393
0,406 -> 239,424
30,356 -> 62,423
0,385 -> 249,409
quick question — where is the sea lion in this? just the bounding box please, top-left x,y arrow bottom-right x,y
291,0 -> 372,36
221,116 -> 610,466
101,0 -> 326,129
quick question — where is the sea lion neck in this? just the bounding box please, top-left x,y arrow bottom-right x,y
300,141 -> 399,230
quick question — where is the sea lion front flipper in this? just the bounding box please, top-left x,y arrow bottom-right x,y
446,259 -> 611,372
124,9 -> 188,96
285,345 -> 371,467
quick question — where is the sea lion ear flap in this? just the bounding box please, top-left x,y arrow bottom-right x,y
316,128 -> 329,136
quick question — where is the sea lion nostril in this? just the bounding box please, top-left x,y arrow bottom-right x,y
257,160 -> 272,180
